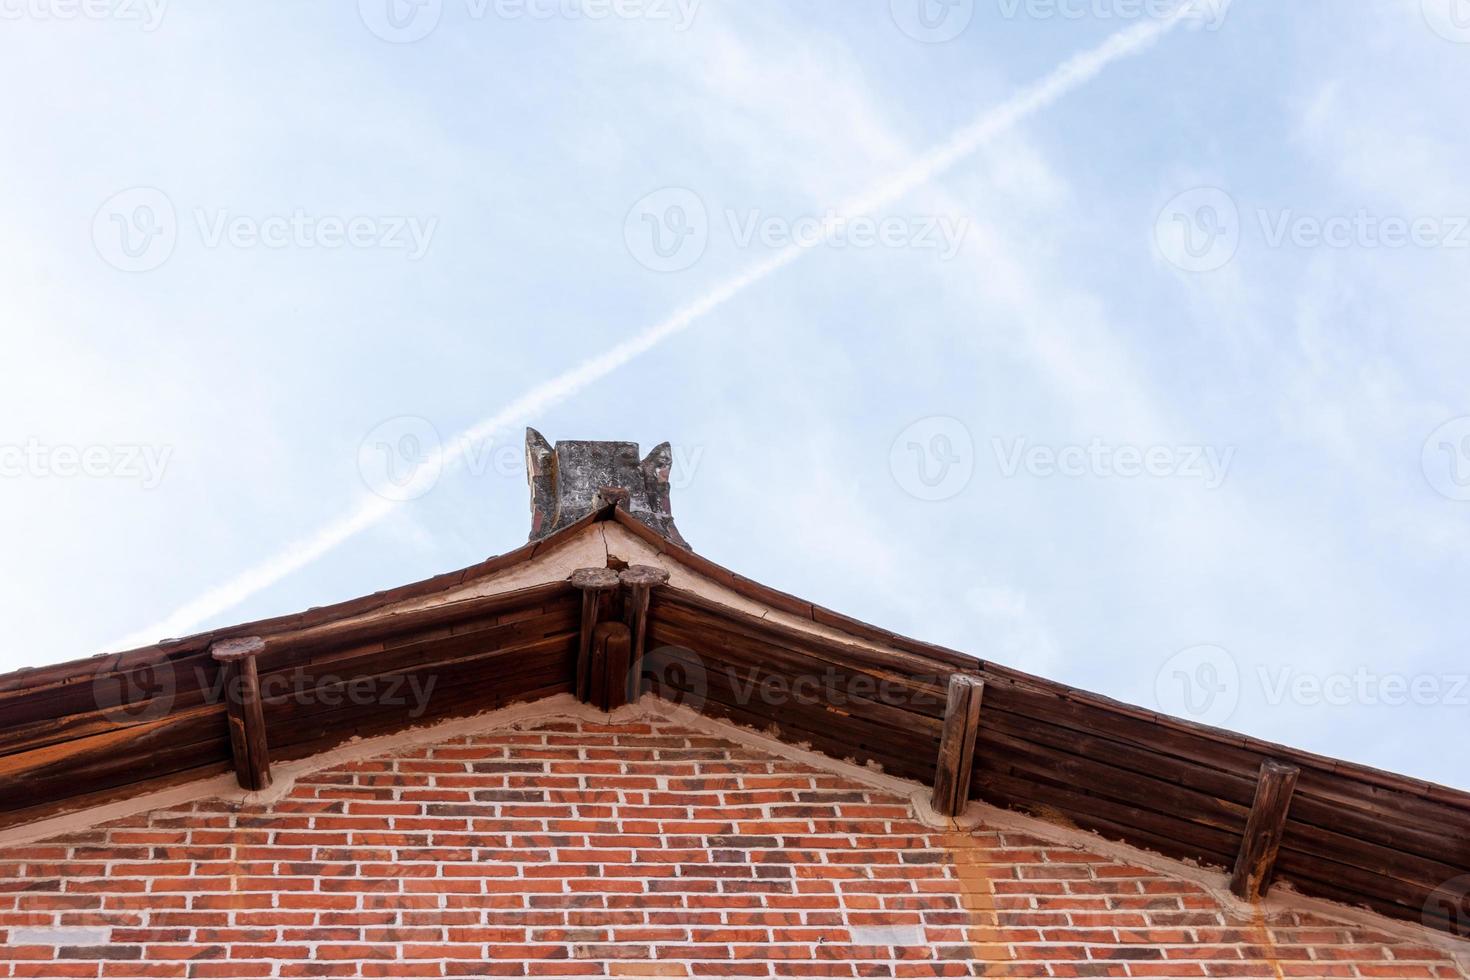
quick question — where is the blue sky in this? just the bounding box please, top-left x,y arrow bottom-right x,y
2,0 -> 1468,788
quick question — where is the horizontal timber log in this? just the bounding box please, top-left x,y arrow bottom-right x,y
652,589 -> 958,701
650,604 -> 947,718
977,767 -> 1240,869
647,621 -> 944,738
648,646 -> 935,781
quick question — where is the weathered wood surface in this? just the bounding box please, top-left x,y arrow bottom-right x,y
2,514 -> 1469,938
571,568 -> 621,703
0,584 -> 577,818
1230,760 -> 1300,900
212,639 -> 271,792
641,593 -> 1470,937
589,621 -> 633,712
620,564 -> 669,702
931,675 -> 983,817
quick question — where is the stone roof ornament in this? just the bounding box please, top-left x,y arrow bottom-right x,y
525,427 -> 689,549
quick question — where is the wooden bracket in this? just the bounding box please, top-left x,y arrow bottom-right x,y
588,621 -> 633,712
931,674 -> 984,817
620,565 -> 671,706
570,567 -> 621,704
1230,759 -> 1300,901
210,637 -> 272,792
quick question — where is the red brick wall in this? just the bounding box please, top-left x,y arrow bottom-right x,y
0,716 -> 1464,978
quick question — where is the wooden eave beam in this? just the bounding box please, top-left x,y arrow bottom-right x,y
210,637 -> 271,792
932,674 -> 984,817
1230,759 -> 1300,901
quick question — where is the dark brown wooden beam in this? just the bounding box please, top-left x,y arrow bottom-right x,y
570,568 -> 621,704
590,621 -> 633,712
620,564 -> 671,705
931,674 -> 984,817
210,637 -> 271,792
1230,759 -> 1300,901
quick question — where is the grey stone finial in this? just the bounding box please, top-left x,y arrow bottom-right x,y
525,428 -> 690,549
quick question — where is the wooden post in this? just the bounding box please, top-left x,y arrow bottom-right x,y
570,568 -> 621,704
1229,759 -> 1300,901
931,674 -> 984,817
619,564 -> 670,705
210,637 -> 271,792
590,621 -> 633,712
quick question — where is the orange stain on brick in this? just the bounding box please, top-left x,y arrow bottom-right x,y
941,827 -> 1016,975
1251,904 -> 1288,980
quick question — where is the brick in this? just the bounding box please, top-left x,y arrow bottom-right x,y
0,716 -> 1454,979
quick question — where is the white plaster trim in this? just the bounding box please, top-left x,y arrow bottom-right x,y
0,773 -> 243,849
286,525 -> 610,628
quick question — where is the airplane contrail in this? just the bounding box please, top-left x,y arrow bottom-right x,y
112,6 -> 1204,651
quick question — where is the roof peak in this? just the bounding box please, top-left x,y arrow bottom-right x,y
524,427 -> 688,549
